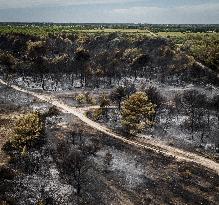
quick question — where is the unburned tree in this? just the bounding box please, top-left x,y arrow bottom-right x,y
121,92 -> 156,134
11,112 -> 45,151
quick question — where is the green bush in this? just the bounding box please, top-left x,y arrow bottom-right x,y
121,92 -> 156,134
10,112 -> 45,150
93,108 -> 104,121
36,200 -> 46,205
75,93 -> 86,104
85,92 -> 95,105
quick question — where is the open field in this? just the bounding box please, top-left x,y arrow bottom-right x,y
0,25 -> 154,37
157,31 -> 219,38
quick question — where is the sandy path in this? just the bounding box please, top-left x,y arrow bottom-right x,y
1,79 -> 219,175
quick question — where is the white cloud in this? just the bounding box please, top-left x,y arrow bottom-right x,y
0,0 -> 135,9
112,3 -> 219,23
0,1 -> 218,23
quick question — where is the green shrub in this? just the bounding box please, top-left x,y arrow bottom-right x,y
121,92 -> 156,134
75,93 -> 86,104
36,200 -> 46,205
93,108 -> 103,121
10,112 -> 45,150
85,92 -> 95,105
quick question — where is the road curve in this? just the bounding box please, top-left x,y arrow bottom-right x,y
0,79 -> 219,175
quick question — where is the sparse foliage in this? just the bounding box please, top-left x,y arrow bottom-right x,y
84,92 -> 95,105
0,51 -> 17,71
104,152 -> 113,168
110,86 -> 126,109
212,95 -> 219,125
145,86 -> 165,110
54,135 -> 100,197
93,108 -> 104,121
27,40 -> 46,58
180,90 -> 207,139
99,94 -> 110,108
44,106 -> 60,117
76,93 -> 86,104
75,48 -> 90,86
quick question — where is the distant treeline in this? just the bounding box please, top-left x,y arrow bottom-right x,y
147,24 -> 219,33
0,23 -> 218,33
0,32 -> 218,89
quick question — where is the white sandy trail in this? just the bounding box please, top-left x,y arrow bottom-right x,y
1,79 -> 219,175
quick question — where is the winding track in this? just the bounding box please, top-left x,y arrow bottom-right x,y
0,79 -> 219,175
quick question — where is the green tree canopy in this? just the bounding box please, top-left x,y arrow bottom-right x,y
12,112 -> 45,150
121,92 -> 156,134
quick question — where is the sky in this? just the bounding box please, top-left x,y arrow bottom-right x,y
0,0 -> 219,24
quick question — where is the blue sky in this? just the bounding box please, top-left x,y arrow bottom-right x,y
0,0 -> 219,23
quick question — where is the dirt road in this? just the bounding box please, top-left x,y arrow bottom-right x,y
1,79 -> 219,175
